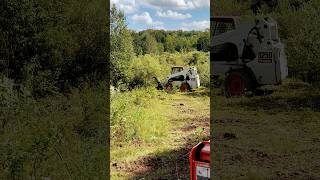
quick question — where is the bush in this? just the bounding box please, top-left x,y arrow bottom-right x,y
0,0 -> 108,97
212,0 -> 252,16
194,53 -> 210,87
0,82 -> 107,179
126,52 -> 210,89
111,88 -> 169,144
128,55 -> 168,89
271,0 -> 320,84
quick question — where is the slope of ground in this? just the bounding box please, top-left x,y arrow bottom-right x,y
111,88 -> 210,179
212,79 -> 320,179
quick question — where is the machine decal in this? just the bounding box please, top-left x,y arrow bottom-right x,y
258,52 -> 273,63
196,163 -> 210,179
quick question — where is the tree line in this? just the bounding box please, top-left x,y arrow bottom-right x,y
132,29 -> 209,55
0,0 -> 108,97
111,4 -> 209,88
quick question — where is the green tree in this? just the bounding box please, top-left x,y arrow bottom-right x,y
196,31 -> 210,52
143,33 -> 159,54
0,0 -> 108,97
164,34 -> 176,53
110,4 -> 135,87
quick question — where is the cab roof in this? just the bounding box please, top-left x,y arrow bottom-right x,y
172,66 -> 184,68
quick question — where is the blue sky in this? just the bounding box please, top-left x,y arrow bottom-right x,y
111,0 -> 210,31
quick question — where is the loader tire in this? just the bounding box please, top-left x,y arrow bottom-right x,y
164,82 -> 173,92
180,82 -> 191,92
225,71 -> 254,97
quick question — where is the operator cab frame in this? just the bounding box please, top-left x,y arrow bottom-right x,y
211,16 -> 241,63
211,16 -> 238,37
171,66 -> 184,74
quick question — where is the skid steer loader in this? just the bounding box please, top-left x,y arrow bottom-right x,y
211,16 -> 288,96
154,66 -> 200,92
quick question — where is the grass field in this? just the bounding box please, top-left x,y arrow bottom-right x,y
111,87 -> 210,179
211,79 -> 320,179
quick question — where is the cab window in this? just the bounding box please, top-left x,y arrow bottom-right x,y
171,67 -> 183,74
212,18 -> 235,36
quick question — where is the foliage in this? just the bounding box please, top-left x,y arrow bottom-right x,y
110,5 -> 209,89
110,88 -> 169,144
212,0 -> 252,16
128,55 -> 167,89
0,1 -> 109,179
110,4 -> 135,87
271,0 -> 320,84
132,29 -> 210,55
126,52 -> 209,89
0,82 -> 107,179
0,0 -> 107,97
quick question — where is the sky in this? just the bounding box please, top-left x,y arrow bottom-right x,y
110,0 -> 210,31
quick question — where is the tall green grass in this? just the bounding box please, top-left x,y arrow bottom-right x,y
0,80 -> 107,179
111,88 -> 170,145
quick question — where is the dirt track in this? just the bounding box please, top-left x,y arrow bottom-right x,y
112,89 -> 210,179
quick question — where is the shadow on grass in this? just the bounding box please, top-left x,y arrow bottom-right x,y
233,94 -> 320,112
184,88 -> 210,98
225,82 -> 320,112
129,135 -> 208,180
131,146 -> 190,179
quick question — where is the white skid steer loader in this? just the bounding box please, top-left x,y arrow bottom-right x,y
154,66 -> 200,92
211,16 -> 288,96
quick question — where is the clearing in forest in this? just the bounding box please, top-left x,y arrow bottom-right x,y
111,88 -> 210,179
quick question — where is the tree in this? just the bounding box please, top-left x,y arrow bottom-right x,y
143,33 -> 159,54
164,34 -> 176,53
110,4 -> 135,87
0,0 -> 108,97
196,32 -> 210,52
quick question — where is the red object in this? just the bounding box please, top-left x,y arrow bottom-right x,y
226,73 -> 245,96
189,140 -> 210,180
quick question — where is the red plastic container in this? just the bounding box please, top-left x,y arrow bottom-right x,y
189,140 -> 210,180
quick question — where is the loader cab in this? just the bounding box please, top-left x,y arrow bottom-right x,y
211,17 -> 237,37
211,17 -> 240,62
171,66 -> 184,74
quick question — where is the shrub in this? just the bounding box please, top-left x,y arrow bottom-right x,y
126,52 -> 210,89
128,55 -> 169,89
271,0 -> 320,84
110,88 -> 169,144
0,82 -> 107,179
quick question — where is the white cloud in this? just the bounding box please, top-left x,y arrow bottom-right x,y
111,0 -> 209,14
156,10 -> 192,19
111,0 -> 210,31
111,0 -> 138,14
191,0 -> 210,9
131,12 -> 164,27
154,25 -> 166,30
181,20 -> 209,31
141,0 -> 209,10
132,12 -> 153,24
